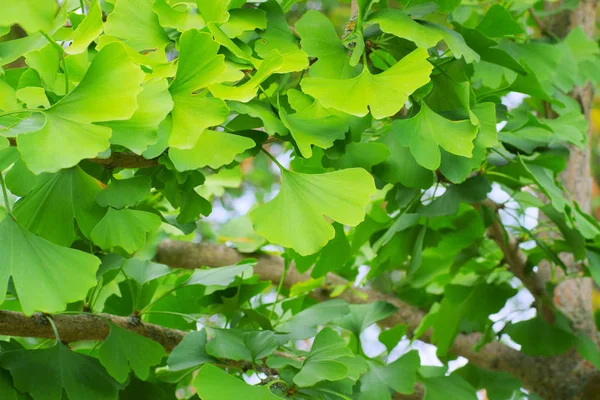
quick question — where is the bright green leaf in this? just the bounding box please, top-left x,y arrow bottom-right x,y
0,343 -> 122,400
169,130 -> 255,171
168,329 -> 215,372
95,176 -> 152,209
168,30 -> 228,149
301,48 -> 432,119
0,216 -> 99,314
194,364 -> 283,400
250,167 -> 376,255
99,323 -> 166,383
90,208 -> 161,253
65,0 -> 104,54
293,328 -> 354,387
104,78 -> 174,154
13,167 -> 105,246
393,102 -> 477,170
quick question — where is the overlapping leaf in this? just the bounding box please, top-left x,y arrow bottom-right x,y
250,167 -> 376,255
0,216 -> 99,314
301,48 -> 433,119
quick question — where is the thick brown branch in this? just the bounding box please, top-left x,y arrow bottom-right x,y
0,310 -> 185,350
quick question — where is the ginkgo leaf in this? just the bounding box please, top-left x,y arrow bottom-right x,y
205,329 -> 277,362
169,130 -> 255,171
359,351 -> 420,400
0,343 -> 122,400
0,0 -> 58,33
11,42 -> 145,173
393,103 -> 477,170
221,9 -> 267,38
218,215 -> 266,253
0,216 -> 99,314
280,93 -> 348,158
104,0 -> 171,60
23,44 -> 66,95
293,328 -> 354,387
228,100 -> 288,135
95,176 -> 152,209
65,0 -> 103,55
197,0 -> 230,23
194,364 -> 284,400
295,10 -> 359,79
15,114 -> 110,174
476,4 -> 525,38
250,167 -> 376,255
152,0 -> 205,32
99,324 -> 166,383
168,329 -> 215,371
301,48 -> 433,119
209,51 -> 283,102
374,133 -> 434,189
186,263 -> 254,292
368,10 -> 479,63
13,166 -> 105,246
90,208 -> 161,253
255,0 -> 308,73
169,30 -> 228,149
103,78 -> 174,154
335,302 -> 398,335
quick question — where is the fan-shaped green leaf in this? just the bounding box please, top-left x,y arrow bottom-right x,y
14,166 -> 105,246
293,328 -> 354,387
206,329 -> 277,362
169,130 -> 255,171
295,10 -> 358,79
209,50 -> 283,102
168,30 -> 228,149
104,78 -> 174,154
280,93 -> 348,158
255,0 -> 308,73
153,0 -> 205,32
104,0 -> 171,60
0,0 -> 57,33
0,216 -> 99,314
301,48 -> 432,119
217,215 -> 266,253
393,102 -> 477,170
168,329 -> 215,371
194,364 -> 284,400
359,351 -> 420,399
65,0 -> 103,55
0,343 -> 122,400
250,167 -> 376,255
95,176 -> 152,209
99,324 -> 166,383
10,42 -> 144,173
90,208 -> 161,253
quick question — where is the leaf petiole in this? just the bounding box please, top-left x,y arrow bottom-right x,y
261,148 -> 286,170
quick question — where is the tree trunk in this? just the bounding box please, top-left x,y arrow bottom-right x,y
536,2 -> 600,399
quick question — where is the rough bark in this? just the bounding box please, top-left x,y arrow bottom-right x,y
544,0 -> 599,341
535,2 -> 600,399
0,310 -> 185,350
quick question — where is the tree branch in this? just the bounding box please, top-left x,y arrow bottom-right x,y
155,240 -> 551,395
0,310 -> 184,350
482,200 -> 555,322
